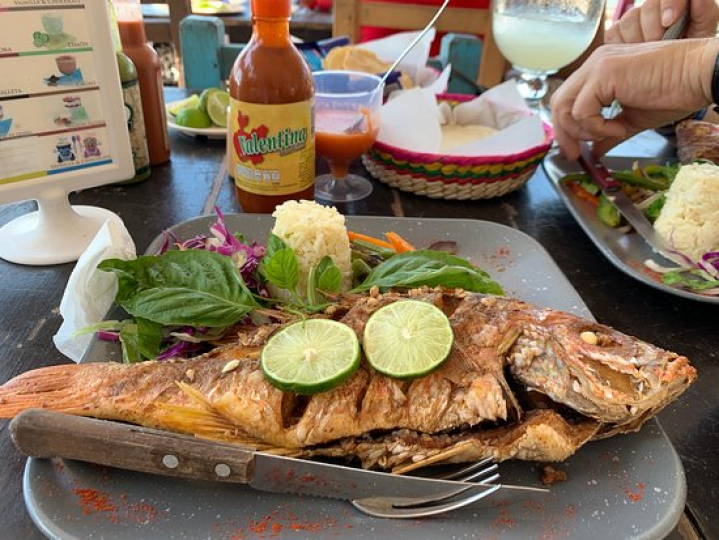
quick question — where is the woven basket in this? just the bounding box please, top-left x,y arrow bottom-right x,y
363,94 -> 554,200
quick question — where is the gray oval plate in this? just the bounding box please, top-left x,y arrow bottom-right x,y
24,215 -> 686,539
543,150 -> 719,304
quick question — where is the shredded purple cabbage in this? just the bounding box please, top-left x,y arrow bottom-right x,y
97,330 -> 120,342
159,206 -> 266,292
157,340 -> 203,360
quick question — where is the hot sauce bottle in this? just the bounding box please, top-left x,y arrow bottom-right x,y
229,0 -> 315,214
114,0 -> 171,166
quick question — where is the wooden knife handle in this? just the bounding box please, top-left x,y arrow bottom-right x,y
10,409 -> 255,484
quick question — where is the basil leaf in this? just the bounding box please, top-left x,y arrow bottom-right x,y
136,318 -> 163,359
119,323 -> 143,363
316,256 -> 342,293
263,248 -> 299,291
99,251 -> 258,328
353,250 -> 503,295
265,233 -> 289,259
72,320 -> 122,338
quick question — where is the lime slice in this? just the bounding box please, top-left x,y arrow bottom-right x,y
174,106 -> 212,129
261,319 -> 360,394
206,91 -> 230,127
168,94 -> 200,116
363,300 -> 453,379
199,87 -> 222,111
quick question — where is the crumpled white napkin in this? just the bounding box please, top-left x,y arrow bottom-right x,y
53,218 -> 136,362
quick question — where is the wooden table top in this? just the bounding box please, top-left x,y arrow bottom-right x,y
0,88 -> 716,540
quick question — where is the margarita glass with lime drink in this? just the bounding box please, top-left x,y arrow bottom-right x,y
492,0 -> 604,102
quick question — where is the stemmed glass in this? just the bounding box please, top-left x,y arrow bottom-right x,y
492,0 -> 605,102
313,71 -> 383,203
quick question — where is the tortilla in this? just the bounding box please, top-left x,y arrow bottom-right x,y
322,46 -> 415,89
440,124 -> 499,152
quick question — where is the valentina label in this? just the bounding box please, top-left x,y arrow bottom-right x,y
233,109 -> 307,165
238,127 -> 307,157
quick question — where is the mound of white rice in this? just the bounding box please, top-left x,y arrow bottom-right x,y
271,200 -> 352,298
654,163 -> 719,263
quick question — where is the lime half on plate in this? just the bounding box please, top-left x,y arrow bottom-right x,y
363,300 -> 453,379
207,91 -> 230,128
261,319 -> 360,394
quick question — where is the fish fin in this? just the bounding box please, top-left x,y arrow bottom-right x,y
153,381 -> 277,450
0,364 -> 98,418
392,441 -> 476,474
153,402 -> 264,446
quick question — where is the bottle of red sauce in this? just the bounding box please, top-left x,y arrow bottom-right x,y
114,0 -> 171,166
229,0 -> 315,214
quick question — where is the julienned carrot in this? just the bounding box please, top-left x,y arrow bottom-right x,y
385,232 -> 416,253
567,182 -> 599,207
348,231 -> 394,250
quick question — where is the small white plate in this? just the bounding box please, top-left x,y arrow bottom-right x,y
166,101 -> 226,140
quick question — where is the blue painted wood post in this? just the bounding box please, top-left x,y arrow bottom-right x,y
180,15 -> 225,90
439,33 -> 482,95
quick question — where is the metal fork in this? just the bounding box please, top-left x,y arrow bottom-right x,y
352,458 -> 526,519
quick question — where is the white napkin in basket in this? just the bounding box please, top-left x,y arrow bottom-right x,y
378,80 -> 547,156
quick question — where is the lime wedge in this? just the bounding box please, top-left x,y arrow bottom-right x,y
261,319 -> 360,394
168,94 -> 200,116
207,91 -> 230,127
174,106 -> 212,129
363,300 -> 453,379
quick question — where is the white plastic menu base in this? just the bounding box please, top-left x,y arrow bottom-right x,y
0,190 -> 118,266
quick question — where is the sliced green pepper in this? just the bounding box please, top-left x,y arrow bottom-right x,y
611,171 -> 669,191
644,195 -> 666,223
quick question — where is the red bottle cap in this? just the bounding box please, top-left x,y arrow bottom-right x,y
251,0 -> 291,18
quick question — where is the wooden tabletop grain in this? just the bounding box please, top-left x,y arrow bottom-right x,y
0,88 -> 716,539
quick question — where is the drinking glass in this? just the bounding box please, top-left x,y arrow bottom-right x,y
313,71 -> 383,203
492,0 -> 605,102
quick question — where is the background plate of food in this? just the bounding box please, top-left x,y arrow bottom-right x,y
191,0 -> 245,15
11,207 -> 689,540
544,147 -> 719,304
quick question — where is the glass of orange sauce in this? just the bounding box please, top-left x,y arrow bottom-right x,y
313,71 -> 383,203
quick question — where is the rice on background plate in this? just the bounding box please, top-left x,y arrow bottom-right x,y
654,163 -> 719,264
270,201 -> 352,299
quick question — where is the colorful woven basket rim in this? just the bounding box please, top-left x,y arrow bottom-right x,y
372,93 -> 554,166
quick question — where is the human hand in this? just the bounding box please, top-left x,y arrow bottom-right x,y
606,0 -> 719,44
550,38 -> 719,160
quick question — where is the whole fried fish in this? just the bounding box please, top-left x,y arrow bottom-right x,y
0,289 -> 696,472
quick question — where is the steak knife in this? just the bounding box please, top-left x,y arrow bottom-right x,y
10,409 -> 545,503
577,144 -> 678,262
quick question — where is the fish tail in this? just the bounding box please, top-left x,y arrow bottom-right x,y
0,364 -> 95,418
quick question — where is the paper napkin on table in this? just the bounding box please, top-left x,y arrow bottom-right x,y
378,80 -> 548,156
53,218 -> 136,362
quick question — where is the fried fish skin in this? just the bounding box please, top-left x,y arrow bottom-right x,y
0,289 -> 696,469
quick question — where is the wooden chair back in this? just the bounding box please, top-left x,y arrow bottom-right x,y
141,0 -> 192,57
180,15 -> 348,90
332,0 -> 507,88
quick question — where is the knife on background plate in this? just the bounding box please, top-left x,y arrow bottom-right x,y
577,144 -> 679,263
10,409 -> 545,502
